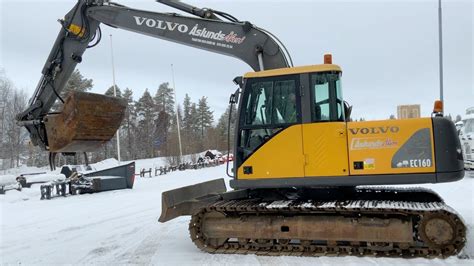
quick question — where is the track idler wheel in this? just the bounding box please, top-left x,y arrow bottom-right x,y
418,213 -> 459,254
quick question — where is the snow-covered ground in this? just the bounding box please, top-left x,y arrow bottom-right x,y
0,159 -> 473,265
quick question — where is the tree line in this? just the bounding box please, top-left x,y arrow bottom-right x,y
0,69 -> 236,170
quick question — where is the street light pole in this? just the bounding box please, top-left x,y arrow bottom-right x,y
171,64 -> 183,162
110,34 -> 121,164
438,0 -> 444,111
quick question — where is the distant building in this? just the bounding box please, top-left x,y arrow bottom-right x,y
397,104 -> 420,119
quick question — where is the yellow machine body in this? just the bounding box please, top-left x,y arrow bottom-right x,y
231,64 -> 463,188
237,118 -> 436,179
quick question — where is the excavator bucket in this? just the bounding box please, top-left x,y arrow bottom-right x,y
44,91 -> 127,153
159,178 -> 227,223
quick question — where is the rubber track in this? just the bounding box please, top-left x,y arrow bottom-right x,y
189,187 -> 466,258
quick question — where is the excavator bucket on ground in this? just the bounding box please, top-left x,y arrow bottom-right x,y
159,178 -> 227,223
44,91 -> 127,153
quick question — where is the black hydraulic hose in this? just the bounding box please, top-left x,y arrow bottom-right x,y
79,4 -> 91,42
87,26 -> 102,48
213,10 -> 239,22
254,26 -> 293,68
226,101 -> 235,178
49,80 -> 65,103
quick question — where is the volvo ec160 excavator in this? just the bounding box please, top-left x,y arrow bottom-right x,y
17,0 -> 466,258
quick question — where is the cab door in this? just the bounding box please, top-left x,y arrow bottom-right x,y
236,74 -> 305,180
302,72 -> 349,177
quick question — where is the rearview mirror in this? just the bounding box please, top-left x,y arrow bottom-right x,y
344,101 -> 352,122
233,76 -> 243,88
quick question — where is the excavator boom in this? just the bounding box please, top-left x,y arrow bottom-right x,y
16,0 -> 291,153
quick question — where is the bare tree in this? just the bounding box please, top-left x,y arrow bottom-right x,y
3,87 -> 28,167
0,70 -> 13,169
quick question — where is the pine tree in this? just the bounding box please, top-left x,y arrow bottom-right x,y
197,96 -> 214,137
102,85 -> 124,159
53,69 -> 93,110
216,105 -> 237,151
105,85 -> 122,98
182,94 -> 192,135
136,89 -> 155,158
122,88 -> 136,159
177,104 -> 183,132
62,69 -> 93,98
154,82 -> 175,116
186,102 -> 200,153
155,110 -> 170,156
170,104 -> 183,130
189,103 -> 199,133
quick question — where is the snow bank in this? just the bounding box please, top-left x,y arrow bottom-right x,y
0,173 -> 65,187
0,174 -> 17,186
1,165 -> 48,176
91,158 -> 120,170
26,173 -> 66,183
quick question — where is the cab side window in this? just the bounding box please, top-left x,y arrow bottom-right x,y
312,75 -> 330,121
310,73 -> 344,122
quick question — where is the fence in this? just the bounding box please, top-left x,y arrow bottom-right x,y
139,158 -> 223,178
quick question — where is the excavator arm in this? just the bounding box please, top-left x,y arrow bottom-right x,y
17,0 -> 291,152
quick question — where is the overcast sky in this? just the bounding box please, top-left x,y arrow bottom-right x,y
0,0 -> 472,120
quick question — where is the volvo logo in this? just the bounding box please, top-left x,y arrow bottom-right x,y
133,16 -> 189,33
349,126 -> 400,135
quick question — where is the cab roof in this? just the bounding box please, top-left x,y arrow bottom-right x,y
244,64 -> 342,79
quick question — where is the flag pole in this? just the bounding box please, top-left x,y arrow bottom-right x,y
171,64 -> 183,162
110,34 -> 121,164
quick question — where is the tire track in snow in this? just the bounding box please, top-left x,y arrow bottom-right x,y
114,223 -> 171,264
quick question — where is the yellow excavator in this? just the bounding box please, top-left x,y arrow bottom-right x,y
17,0 -> 466,258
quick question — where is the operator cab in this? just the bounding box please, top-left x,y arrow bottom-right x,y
235,57 -> 347,169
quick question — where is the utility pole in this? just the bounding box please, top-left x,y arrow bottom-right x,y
110,34 -> 121,164
171,64 -> 183,162
438,0 -> 444,111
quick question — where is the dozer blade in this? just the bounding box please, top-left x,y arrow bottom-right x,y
44,91 -> 127,153
159,178 -> 227,223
